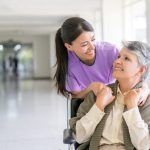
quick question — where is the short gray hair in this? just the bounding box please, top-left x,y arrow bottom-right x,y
122,41 -> 150,81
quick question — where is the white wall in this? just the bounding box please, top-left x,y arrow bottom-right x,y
79,0 -> 123,47
102,0 -> 123,46
49,31 -> 56,78
33,35 -> 50,78
0,35 -> 50,78
79,11 -> 102,41
146,0 -> 150,44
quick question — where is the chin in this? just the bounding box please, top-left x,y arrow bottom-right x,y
89,55 -> 95,60
86,54 -> 95,61
112,72 -> 117,78
113,72 -> 121,80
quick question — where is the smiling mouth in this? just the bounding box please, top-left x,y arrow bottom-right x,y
114,67 -> 124,71
85,50 -> 95,55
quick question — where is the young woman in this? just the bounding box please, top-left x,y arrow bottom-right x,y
70,41 -> 150,150
55,17 -> 119,98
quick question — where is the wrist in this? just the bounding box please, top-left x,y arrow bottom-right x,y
88,84 -> 92,92
95,102 -> 105,112
126,104 -> 137,110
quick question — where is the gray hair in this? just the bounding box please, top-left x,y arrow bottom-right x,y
122,41 -> 150,81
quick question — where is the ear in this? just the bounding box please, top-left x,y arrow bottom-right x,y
139,65 -> 147,76
64,43 -> 73,51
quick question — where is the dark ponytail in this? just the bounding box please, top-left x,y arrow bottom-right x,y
54,17 -> 94,97
54,28 -> 69,97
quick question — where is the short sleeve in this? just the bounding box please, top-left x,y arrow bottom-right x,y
66,73 -> 85,92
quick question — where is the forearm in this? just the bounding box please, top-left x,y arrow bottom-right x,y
123,107 -> 150,149
75,104 -> 105,143
71,87 -> 91,99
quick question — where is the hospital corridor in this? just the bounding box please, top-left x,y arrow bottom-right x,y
0,0 -> 150,149
0,78 -> 68,150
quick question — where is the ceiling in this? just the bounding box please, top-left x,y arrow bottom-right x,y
0,0 -> 100,35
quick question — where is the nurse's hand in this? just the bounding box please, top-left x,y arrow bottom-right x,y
138,83 -> 149,106
89,82 -> 104,96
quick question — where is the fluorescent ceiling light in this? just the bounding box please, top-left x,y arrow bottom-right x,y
14,44 -> 21,51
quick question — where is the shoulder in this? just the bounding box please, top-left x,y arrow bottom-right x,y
107,82 -> 118,96
139,95 -> 150,125
68,52 -> 80,72
68,51 -> 79,65
95,41 -> 119,58
140,95 -> 150,110
86,91 -> 96,103
81,91 -> 96,107
95,41 -> 119,51
77,91 -> 96,115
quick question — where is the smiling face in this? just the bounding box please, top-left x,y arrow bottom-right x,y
113,47 -> 142,81
64,31 -> 96,63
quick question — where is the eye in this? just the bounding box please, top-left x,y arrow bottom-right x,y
81,42 -> 88,47
124,56 -> 130,61
118,55 -> 121,58
81,44 -> 88,47
92,38 -> 95,42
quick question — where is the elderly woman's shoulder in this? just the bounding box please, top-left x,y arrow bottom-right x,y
139,94 -> 150,124
140,94 -> 150,112
144,94 -> 150,106
85,91 -> 96,103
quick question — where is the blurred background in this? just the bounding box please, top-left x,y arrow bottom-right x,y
0,0 -> 149,149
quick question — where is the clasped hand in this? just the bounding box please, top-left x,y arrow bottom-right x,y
124,84 -> 149,109
95,83 -> 149,111
95,86 -> 115,111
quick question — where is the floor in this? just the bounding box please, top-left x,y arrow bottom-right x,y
0,78 -> 68,150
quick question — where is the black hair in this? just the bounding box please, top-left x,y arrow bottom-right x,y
54,17 -> 94,97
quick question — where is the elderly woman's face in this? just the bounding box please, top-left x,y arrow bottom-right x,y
113,47 -> 141,80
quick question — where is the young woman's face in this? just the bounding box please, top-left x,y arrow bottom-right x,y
66,31 -> 96,62
113,47 -> 142,80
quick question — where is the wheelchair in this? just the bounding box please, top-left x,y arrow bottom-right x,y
63,97 -> 83,150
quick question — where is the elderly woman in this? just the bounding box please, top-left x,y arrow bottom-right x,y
70,41 -> 150,150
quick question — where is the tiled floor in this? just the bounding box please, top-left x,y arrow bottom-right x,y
0,78 -> 68,150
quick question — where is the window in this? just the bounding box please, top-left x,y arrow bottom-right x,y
124,0 -> 146,42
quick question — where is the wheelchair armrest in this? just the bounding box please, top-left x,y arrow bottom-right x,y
63,128 -> 76,144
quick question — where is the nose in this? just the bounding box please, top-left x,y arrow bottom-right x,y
114,57 -> 122,65
88,41 -> 95,50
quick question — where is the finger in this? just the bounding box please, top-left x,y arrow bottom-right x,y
105,87 -> 112,93
138,99 -> 145,106
108,87 -> 113,93
134,88 -> 141,93
100,87 -> 111,96
135,88 -> 143,97
123,91 -> 129,96
109,95 -> 115,102
142,82 -> 148,89
138,98 -> 143,105
98,87 -> 106,94
99,84 -> 104,90
131,89 -> 138,96
136,87 -> 149,99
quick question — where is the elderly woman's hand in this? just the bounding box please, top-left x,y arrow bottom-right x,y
124,89 -> 140,109
123,85 -> 149,109
124,83 -> 150,109
96,86 -> 115,111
